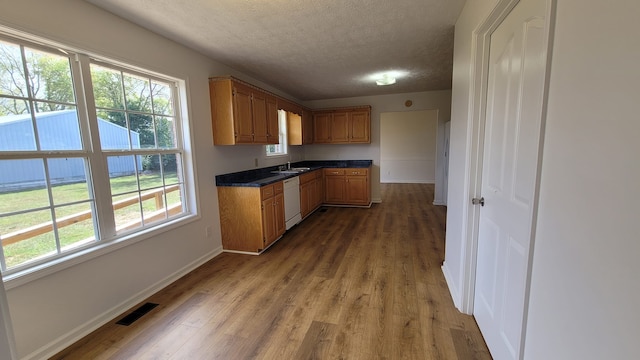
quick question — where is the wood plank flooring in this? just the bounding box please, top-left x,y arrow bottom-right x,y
52,184 -> 491,360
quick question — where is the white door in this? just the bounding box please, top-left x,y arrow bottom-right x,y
473,0 -> 548,359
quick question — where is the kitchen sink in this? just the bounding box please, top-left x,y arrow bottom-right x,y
271,167 -> 311,174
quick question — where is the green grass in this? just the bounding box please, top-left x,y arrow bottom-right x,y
0,172 -> 182,269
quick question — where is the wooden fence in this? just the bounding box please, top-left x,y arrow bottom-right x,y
1,184 -> 181,246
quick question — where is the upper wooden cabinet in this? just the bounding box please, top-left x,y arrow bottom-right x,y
312,106 -> 371,144
288,108 -> 314,146
266,94 -> 279,144
209,77 -> 279,145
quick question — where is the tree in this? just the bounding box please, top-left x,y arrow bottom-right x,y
0,43 -> 74,115
1,42 -> 176,171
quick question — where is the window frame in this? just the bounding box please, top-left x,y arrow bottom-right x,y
0,29 -> 198,284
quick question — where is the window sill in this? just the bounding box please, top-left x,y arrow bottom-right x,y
3,213 -> 199,290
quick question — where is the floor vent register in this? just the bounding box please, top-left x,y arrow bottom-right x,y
116,302 -> 159,326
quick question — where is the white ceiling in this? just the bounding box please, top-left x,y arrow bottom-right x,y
86,0 -> 466,101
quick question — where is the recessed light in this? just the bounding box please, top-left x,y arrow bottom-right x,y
376,74 -> 396,86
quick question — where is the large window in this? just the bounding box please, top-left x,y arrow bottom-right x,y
0,33 -> 192,275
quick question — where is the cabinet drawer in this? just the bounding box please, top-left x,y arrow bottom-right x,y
347,168 -> 368,176
324,168 -> 345,176
300,171 -> 316,184
273,181 -> 284,194
261,184 -> 275,199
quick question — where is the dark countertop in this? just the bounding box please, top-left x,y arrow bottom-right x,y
215,160 -> 373,187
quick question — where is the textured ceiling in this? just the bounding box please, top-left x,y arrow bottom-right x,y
86,0 -> 466,101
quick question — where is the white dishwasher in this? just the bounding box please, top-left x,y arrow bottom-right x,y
283,176 -> 302,230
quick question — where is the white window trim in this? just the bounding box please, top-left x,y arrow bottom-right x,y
0,27 -> 199,282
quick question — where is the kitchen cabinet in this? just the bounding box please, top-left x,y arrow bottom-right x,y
312,106 -> 371,144
324,167 -> 371,206
266,94 -> 279,144
313,112 -> 332,143
209,77 -> 279,145
302,109 -> 314,144
217,181 -> 285,253
288,108 -> 314,145
299,169 -> 323,218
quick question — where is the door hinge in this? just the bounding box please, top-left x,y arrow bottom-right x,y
472,197 -> 485,206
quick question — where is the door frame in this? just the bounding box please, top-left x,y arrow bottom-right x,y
459,0 -> 556,349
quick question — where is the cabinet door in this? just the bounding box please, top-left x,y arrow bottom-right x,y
274,192 -> 285,238
314,176 -> 324,209
313,113 -> 332,143
252,91 -> 268,143
302,109 -> 314,144
331,111 -> 349,143
300,181 -> 311,218
261,196 -> 276,247
325,174 -> 345,203
346,175 -> 369,204
349,110 -> 370,143
233,83 -> 254,143
266,96 -> 279,144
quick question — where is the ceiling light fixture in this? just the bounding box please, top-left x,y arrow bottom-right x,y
376,73 -> 396,86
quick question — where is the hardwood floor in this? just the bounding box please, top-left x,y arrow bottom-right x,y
52,184 -> 491,360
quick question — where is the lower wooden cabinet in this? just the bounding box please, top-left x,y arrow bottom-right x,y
299,169 -> 323,218
217,181 -> 285,253
323,167 -> 371,206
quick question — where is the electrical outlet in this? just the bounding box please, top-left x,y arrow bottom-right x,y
205,226 -> 212,238
254,158 -> 258,167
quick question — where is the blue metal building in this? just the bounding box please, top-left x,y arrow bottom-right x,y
0,110 -> 141,191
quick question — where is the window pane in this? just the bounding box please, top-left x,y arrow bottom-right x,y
113,195 -> 142,233
97,110 -> 131,150
90,64 -> 124,110
1,209 -> 57,269
124,73 -> 151,113
156,116 -> 176,149
35,105 -> 82,150
166,184 -> 184,217
0,105 -> 35,150
129,113 -> 154,148
0,40 -> 28,98
138,155 -> 162,188
24,47 -> 75,105
56,203 -> 96,251
108,156 -> 139,195
48,158 -> 92,205
142,193 -> 166,226
162,154 -> 180,185
0,159 -> 49,213
151,81 -> 173,116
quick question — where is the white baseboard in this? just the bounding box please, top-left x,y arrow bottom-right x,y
23,246 -> 223,360
441,262 -> 462,312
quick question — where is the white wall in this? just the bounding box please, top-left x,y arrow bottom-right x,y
0,0 -> 302,358
380,110 -> 438,184
445,0 -> 640,359
442,0 -> 499,309
524,0 -> 640,358
304,90 -> 452,203
0,275 -> 17,359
